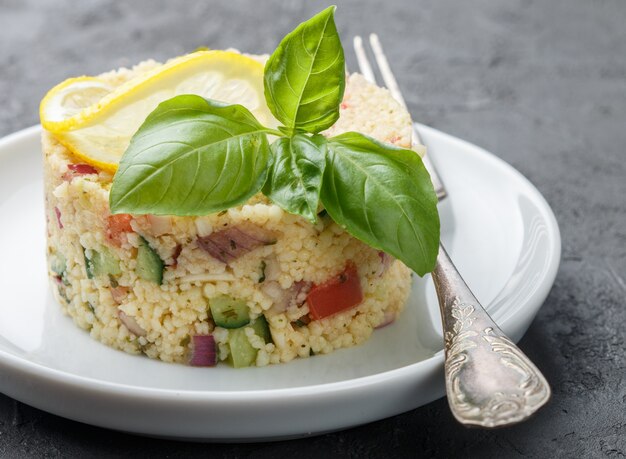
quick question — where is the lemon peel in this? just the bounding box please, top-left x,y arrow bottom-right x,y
40,51 -> 275,172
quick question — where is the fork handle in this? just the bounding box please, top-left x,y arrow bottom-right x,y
431,244 -> 551,427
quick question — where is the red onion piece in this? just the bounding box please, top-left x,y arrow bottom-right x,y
292,281 -> 312,306
118,310 -> 147,337
62,163 -> 98,181
261,281 -> 289,310
54,206 -> 63,229
170,244 -> 183,267
189,335 -> 217,367
197,224 -> 276,264
110,286 -> 129,304
262,280 -> 312,313
146,214 -> 172,236
375,311 -> 397,329
376,251 -> 394,277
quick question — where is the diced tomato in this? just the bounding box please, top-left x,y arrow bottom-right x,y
306,262 -> 363,320
62,163 -> 98,181
106,214 -> 133,246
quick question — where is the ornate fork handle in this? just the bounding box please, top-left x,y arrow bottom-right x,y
432,244 -> 551,427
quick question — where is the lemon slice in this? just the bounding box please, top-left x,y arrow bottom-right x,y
40,77 -> 114,129
40,51 -> 275,172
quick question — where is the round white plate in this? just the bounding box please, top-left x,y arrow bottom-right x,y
0,124 -> 560,441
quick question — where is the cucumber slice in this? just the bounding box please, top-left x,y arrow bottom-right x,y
226,316 -> 271,368
83,247 -> 94,279
251,315 -> 272,344
50,253 -> 66,276
227,328 -> 257,368
136,237 -> 164,284
83,246 -> 121,278
210,295 -> 250,329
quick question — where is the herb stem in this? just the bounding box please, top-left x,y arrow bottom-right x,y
265,128 -> 284,137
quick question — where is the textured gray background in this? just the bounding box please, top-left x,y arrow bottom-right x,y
1,0 -> 625,457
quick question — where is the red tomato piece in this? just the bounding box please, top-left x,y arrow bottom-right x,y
106,214 -> 133,246
306,262 -> 363,320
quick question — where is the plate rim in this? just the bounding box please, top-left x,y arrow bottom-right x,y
0,124 -> 561,402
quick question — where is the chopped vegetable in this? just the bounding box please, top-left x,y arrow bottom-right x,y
197,224 -> 276,264
136,237 -> 164,284
227,328 -> 257,368
306,262 -> 363,320
118,310 -> 147,337
83,246 -> 121,278
169,244 -> 183,267
50,253 -> 66,276
375,311 -> 396,329
210,295 -> 250,329
146,214 -> 172,236
260,281 -> 287,309
54,207 -> 63,229
189,335 -> 217,367
62,163 -> 98,181
291,314 -> 311,328
227,317 -> 271,368
251,315 -> 272,344
261,280 -> 311,312
376,251 -> 394,277
110,285 -> 129,304
106,213 -> 133,246
51,253 -> 70,286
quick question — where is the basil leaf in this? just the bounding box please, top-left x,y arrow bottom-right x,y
320,132 -> 440,276
110,95 -> 270,216
263,134 -> 326,223
264,5 -> 345,134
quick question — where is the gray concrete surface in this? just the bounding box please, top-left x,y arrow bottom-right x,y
1,0 -> 625,457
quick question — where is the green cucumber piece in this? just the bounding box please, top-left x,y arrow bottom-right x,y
251,315 -> 272,344
226,316 -> 271,368
51,252 -> 71,286
210,295 -> 250,329
51,253 -> 66,276
136,237 -> 164,284
83,247 -> 93,279
83,246 -> 121,278
227,327 -> 257,368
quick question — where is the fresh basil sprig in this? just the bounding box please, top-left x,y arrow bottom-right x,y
263,134 -> 327,224
264,6 -> 345,134
110,96 -> 272,215
110,5 -> 440,275
321,133 -> 439,271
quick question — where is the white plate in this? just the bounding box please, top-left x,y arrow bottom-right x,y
0,124 -> 560,441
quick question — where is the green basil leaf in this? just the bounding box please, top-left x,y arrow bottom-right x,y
263,133 -> 326,223
264,5 -> 345,134
320,132 -> 440,276
109,95 -> 270,216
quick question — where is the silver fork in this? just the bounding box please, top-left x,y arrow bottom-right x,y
353,34 -> 551,428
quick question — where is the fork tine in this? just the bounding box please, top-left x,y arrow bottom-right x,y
353,36 -> 377,84
369,34 -> 407,109
351,33 -> 448,200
